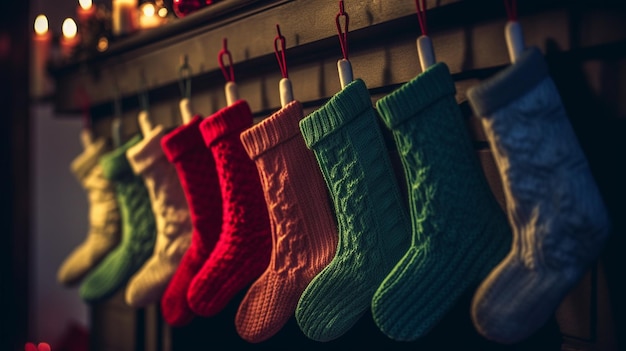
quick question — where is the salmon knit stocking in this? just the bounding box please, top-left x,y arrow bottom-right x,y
160,116 -> 223,326
187,100 -> 271,317
235,100 -> 338,343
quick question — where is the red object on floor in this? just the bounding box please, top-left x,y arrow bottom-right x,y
53,321 -> 90,351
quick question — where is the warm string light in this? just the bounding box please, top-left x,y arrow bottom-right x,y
97,37 -> 109,52
139,2 -> 164,29
143,3 -> 156,17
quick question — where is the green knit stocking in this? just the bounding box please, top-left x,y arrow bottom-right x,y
295,79 -> 411,342
80,134 -> 156,303
371,63 -> 512,341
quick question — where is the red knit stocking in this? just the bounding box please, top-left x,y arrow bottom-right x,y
160,115 -> 223,326
187,100 -> 271,317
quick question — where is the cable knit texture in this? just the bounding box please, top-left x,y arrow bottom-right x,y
235,100 -> 338,343
79,134 -> 156,303
58,130 -> 121,286
371,62 -> 512,341
467,47 -> 610,344
125,124 -> 193,308
187,100 -> 272,317
159,115 -> 223,327
295,79 -> 411,342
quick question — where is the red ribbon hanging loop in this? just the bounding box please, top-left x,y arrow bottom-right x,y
274,24 -> 288,79
218,38 -> 235,82
335,1 -> 349,60
415,0 -> 428,36
504,0 -> 518,21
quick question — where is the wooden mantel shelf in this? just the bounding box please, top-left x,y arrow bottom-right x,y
49,0 -> 626,124
51,0 -> 464,115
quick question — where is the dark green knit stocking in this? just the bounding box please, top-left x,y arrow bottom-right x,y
371,63 -> 512,341
80,134 -> 156,303
295,79 -> 411,342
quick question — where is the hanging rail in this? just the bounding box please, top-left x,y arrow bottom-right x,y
50,0 -> 626,121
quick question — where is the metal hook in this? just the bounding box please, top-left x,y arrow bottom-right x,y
113,80 -> 122,119
178,54 -> 192,99
75,83 -> 92,131
112,78 -> 123,147
139,69 -> 150,112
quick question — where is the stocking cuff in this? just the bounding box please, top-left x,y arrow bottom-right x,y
299,78 -> 372,149
376,62 -> 456,129
100,134 -> 142,181
240,100 -> 304,160
200,100 -> 253,148
467,47 -> 548,117
127,125 -> 166,175
70,134 -> 108,182
161,115 -> 206,163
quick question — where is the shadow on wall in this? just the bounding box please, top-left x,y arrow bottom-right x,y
30,104 -> 90,349
545,37 -> 626,351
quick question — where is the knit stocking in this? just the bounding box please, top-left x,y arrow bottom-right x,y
467,47 -> 610,344
371,62 -> 512,341
160,115 -> 223,326
235,100 -> 338,343
187,100 -> 271,317
295,79 -> 411,342
79,134 -> 156,303
57,129 -> 120,286
125,123 -> 193,308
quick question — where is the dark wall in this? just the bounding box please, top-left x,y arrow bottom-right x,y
0,2 -> 31,351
